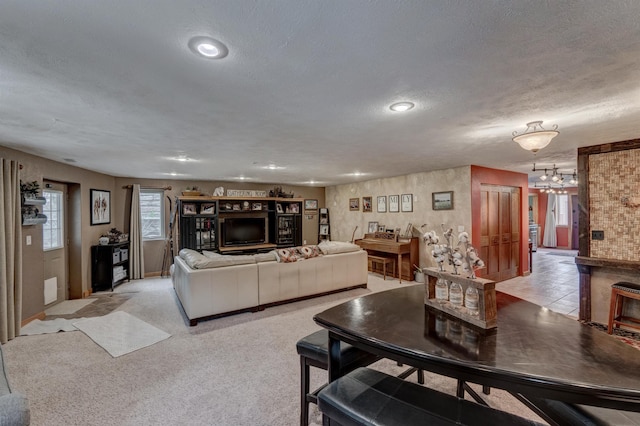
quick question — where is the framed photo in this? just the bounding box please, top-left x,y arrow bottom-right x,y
276,203 -> 284,213
388,195 -> 399,212
201,203 -> 216,214
305,199 -> 318,210
401,194 -> 413,212
349,198 -> 360,211
362,196 -> 373,212
182,203 -> 197,215
367,221 -> 378,233
319,224 -> 329,235
289,203 -> 300,213
378,224 -> 386,232
252,202 -> 262,211
90,189 -> 111,225
377,196 -> 387,213
432,191 -> 454,210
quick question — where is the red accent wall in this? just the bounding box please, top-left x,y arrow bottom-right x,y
470,165 -> 530,276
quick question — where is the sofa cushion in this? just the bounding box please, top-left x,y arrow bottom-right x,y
179,249 -> 255,269
201,251 -> 222,258
318,241 -> 362,255
254,252 -> 278,263
274,248 -> 300,263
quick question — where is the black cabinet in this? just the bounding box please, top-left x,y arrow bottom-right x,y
275,200 -> 302,247
91,242 -> 130,292
178,200 -> 218,252
177,197 -> 303,253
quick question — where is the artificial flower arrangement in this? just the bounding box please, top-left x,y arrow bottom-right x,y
422,225 -> 485,279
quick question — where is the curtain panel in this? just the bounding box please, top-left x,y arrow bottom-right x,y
543,193 -> 557,248
0,159 -> 22,343
129,184 -> 145,279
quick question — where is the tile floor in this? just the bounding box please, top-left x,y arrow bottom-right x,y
496,247 -> 580,317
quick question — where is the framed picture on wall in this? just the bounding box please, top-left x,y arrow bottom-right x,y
349,198 -> 359,211
362,196 -> 373,212
432,191 -> 454,210
388,195 -> 399,212
367,221 -> 378,233
377,196 -> 387,213
90,189 -> 111,225
401,194 -> 413,212
304,199 -> 318,210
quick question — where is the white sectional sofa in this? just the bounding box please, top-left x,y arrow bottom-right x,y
172,241 -> 368,325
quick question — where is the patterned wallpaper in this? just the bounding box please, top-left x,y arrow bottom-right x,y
589,149 -> 640,260
325,166 -> 472,269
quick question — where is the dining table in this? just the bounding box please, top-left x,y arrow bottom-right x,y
313,284 -> 640,413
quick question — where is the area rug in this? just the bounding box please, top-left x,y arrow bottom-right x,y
44,298 -> 97,315
20,318 -> 81,335
72,311 -> 171,357
585,321 -> 640,351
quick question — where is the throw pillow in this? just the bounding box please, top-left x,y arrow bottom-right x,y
298,245 -> 322,259
274,248 -> 300,263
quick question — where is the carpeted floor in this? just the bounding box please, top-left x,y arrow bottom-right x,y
3,276 -> 549,426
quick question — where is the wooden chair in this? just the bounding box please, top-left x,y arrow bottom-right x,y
608,282 -> 640,334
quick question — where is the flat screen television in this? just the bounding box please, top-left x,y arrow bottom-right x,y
222,217 -> 267,247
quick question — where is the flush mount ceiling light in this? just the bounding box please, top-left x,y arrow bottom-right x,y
512,121 -> 559,153
389,102 -> 415,112
188,36 -> 229,59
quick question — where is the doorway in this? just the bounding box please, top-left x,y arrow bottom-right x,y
42,181 -> 69,305
479,184 -> 521,282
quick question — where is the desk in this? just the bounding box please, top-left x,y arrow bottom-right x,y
314,285 -> 640,412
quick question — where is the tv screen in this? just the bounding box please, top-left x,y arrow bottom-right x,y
223,217 -> 267,246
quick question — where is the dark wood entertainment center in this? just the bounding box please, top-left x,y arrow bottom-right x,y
177,196 -> 303,254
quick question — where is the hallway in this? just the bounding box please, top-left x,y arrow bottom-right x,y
496,248 -> 580,317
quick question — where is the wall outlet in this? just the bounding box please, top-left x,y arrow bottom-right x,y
592,230 -> 605,240
26,235 -> 32,246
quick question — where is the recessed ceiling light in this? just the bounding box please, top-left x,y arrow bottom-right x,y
188,36 -> 229,59
263,164 -> 285,170
389,102 -> 415,112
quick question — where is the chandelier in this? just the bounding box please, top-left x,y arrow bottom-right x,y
512,121 -> 559,153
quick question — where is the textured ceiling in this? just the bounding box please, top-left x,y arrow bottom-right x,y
1,1 -> 639,187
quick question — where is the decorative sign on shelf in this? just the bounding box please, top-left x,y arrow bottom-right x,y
423,268 -> 497,329
419,224 -> 495,329
226,189 -> 268,197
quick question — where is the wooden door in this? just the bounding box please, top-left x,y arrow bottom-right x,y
479,185 -> 520,282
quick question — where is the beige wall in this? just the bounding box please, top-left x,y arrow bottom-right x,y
1,144 -> 324,321
325,166 -> 472,270
1,145 -> 119,320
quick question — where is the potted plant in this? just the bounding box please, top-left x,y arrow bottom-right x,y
414,265 -> 425,283
20,180 -> 40,198
182,186 -> 201,196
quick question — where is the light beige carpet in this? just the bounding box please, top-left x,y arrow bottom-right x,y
72,311 -> 171,357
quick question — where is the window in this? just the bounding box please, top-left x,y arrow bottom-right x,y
555,194 -> 569,226
140,189 -> 165,240
42,190 -> 64,250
